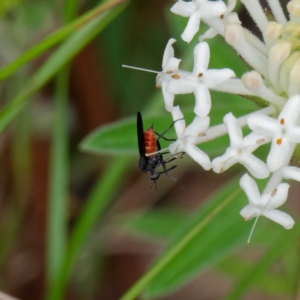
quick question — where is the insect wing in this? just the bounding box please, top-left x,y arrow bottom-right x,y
137,111 -> 145,157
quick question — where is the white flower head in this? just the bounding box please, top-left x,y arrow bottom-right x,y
156,39 -> 189,112
240,173 -> 294,229
171,0 -> 227,43
169,105 -> 211,170
248,95 -> 300,172
212,113 -> 270,178
167,42 -> 235,117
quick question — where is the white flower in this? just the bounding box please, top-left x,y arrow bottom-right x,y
200,0 -> 240,41
156,38 -> 189,112
169,106 -> 211,170
212,113 -> 270,178
239,173 -> 294,229
171,0 -> 227,43
248,95 -> 300,172
167,42 -> 235,117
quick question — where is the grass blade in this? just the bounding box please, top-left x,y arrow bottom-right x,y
0,0 -> 127,81
0,0 -> 128,134
46,156 -> 131,300
46,67 -> 69,287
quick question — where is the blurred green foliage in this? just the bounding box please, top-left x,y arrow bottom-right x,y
0,0 -> 19,17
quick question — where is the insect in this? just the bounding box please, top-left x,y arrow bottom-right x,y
137,111 -> 181,189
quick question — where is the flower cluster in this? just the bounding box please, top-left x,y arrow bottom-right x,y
154,0 -> 300,234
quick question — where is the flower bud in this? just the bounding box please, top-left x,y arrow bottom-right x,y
279,51 -> 300,93
287,0 -> 300,18
264,22 -> 283,39
283,21 -> 300,38
289,56 -> 300,95
242,71 -> 263,91
269,41 -> 291,64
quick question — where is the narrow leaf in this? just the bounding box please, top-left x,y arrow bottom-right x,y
119,178 -> 252,300
0,0 -> 127,133
0,0 -> 128,81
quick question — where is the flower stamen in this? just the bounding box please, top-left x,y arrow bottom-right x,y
122,64 -> 159,74
247,216 -> 260,243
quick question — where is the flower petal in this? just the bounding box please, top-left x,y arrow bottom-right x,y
278,95 -> 300,127
263,209 -> 295,229
169,140 -> 184,155
200,27 -> 218,41
194,84 -> 211,117
200,0 -> 227,19
265,183 -> 289,210
224,112 -> 242,148
287,126 -> 300,143
163,57 -> 181,74
242,132 -> 271,152
204,68 -> 236,88
171,105 -> 186,137
167,77 -> 195,94
227,0 -> 237,13
185,115 -> 210,136
162,38 -> 176,69
170,1 -> 197,17
193,42 -> 210,76
239,154 -> 270,179
281,166 -> 300,181
161,81 -> 175,112
239,173 -> 261,206
185,143 -> 211,170
267,138 -> 295,172
182,11 -> 202,43
240,205 -> 260,220
212,148 -> 238,173
248,114 -> 279,137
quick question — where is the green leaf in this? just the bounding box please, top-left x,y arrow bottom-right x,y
218,252 -> 293,297
122,209 -> 187,239
119,178 -> 260,300
218,222 -> 300,297
46,67 -> 70,287
46,0 -> 80,284
80,112 -> 176,156
224,221 -> 300,300
142,180 -> 250,299
80,102 -> 256,156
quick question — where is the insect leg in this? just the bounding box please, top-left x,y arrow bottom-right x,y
159,160 -> 185,189
155,117 -> 184,142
